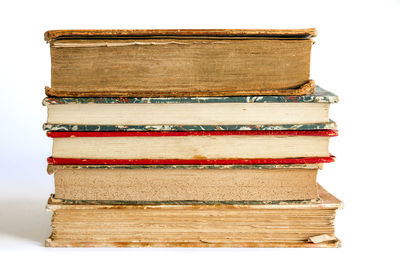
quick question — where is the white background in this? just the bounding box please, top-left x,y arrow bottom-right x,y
1,0 -> 399,266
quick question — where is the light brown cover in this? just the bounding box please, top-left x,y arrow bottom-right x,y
45,28 -> 317,42
46,29 -> 316,97
47,184 -> 342,210
45,80 -> 316,98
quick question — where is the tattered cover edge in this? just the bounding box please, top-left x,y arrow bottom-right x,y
47,196 -> 320,206
44,80 -> 316,97
43,84 -> 338,105
47,163 -> 322,174
44,239 -> 341,248
42,121 -> 337,132
46,184 -> 342,210
46,129 -> 338,138
44,28 -> 317,42
46,156 -> 335,166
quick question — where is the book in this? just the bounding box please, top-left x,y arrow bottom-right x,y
47,130 -> 337,162
43,85 -> 338,132
44,29 -> 317,97
48,164 -> 322,202
42,27 -> 343,248
45,185 -> 342,248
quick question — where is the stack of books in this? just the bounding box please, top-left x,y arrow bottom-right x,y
43,28 -> 342,248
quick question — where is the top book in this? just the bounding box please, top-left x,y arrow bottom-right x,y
45,29 -> 317,97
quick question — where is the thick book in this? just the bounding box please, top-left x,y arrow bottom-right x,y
48,164 -> 322,202
45,185 -> 342,248
45,29 -> 317,97
43,86 -> 338,132
47,130 -> 337,163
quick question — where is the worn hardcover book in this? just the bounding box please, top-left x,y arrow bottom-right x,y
47,130 -> 337,163
43,86 -> 338,132
45,185 -> 342,248
45,29 -> 317,97
48,164 -> 322,201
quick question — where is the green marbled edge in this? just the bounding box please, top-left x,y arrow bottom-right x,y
42,86 -> 338,105
43,120 -> 337,132
50,196 -> 320,206
49,164 -> 320,170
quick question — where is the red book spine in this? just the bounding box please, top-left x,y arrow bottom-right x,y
47,156 -> 335,165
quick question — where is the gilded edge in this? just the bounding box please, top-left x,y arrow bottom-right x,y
42,86 -> 338,105
47,194 -> 320,206
42,121 -> 337,132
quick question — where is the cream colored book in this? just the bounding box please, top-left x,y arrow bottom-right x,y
43,86 -> 338,131
47,130 -> 337,161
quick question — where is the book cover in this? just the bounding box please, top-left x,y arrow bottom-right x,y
43,85 -> 338,105
43,121 -> 337,132
47,156 -> 335,166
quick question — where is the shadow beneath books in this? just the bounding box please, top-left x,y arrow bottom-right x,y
0,200 -> 51,246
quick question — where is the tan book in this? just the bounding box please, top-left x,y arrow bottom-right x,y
45,29 -> 316,97
48,164 -> 322,202
45,185 -> 342,248
47,130 -> 337,161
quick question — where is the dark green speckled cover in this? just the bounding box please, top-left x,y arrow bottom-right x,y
43,86 -> 338,105
43,121 -> 337,131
